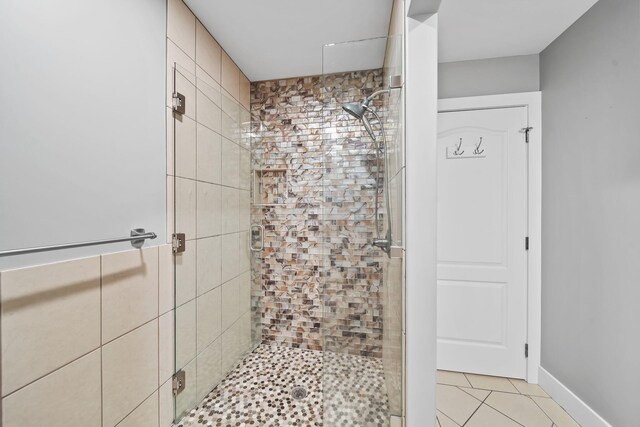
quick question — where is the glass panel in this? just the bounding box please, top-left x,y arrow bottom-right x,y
172,62 -> 258,423
322,34 -> 405,425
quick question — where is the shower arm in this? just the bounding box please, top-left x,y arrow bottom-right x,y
365,88 -> 392,104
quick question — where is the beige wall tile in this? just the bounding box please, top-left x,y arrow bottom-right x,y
102,320 -> 158,427
238,271 -> 251,316
239,311 -> 251,352
175,241 -> 196,306
117,391 -> 159,427
221,89 -> 239,123
239,108 -> 251,150
196,236 -> 222,296
175,358 -> 197,420
102,247 -> 159,343
166,175 -> 175,243
158,244 -> 175,315
238,148 -> 251,190
222,138 -> 240,188
196,88 -> 222,133
175,115 -> 196,180
196,124 -> 222,184
196,182 -> 222,238
196,339 -> 223,401
175,300 -> 196,370
2,349 -> 101,427
166,108 -> 175,176
221,138 -> 240,188
1,256 -> 100,395
196,66 -> 222,108
159,379 -> 174,427
220,325 -> 239,374
167,0 -> 195,59
195,21 -> 221,84
221,51 -> 240,101
239,72 -> 250,110
221,187 -> 240,233
239,193 -> 250,232
159,310 -> 175,385
197,287 -> 222,352
175,177 -> 196,239
239,231 -> 250,273
221,233 -> 240,283
221,277 -> 240,331
221,91 -> 239,143
167,40 -> 195,117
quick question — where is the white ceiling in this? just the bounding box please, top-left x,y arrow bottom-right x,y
438,0 -> 600,63
185,0 -> 600,81
184,0 -> 393,81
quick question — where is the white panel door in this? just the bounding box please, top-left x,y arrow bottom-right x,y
437,107 -> 528,379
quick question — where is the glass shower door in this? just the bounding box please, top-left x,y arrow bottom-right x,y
321,35 -> 405,426
171,62 -> 257,423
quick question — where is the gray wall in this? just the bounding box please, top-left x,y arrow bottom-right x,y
0,0 -> 167,270
439,54 -> 539,99
540,0 -> 640,425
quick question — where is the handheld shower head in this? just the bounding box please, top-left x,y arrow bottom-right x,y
361,114 -> 376,142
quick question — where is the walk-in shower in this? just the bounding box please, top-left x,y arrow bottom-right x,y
171,33 -> 405,427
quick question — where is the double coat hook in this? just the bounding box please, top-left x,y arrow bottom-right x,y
473,137 -> 485,155
454,138 -> 464,155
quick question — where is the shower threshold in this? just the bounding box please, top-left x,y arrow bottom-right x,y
174,344 -> 390,427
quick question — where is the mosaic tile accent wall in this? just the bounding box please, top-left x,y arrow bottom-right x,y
250,69 -> 386,357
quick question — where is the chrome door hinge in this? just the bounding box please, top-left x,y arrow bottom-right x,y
172,370 -> 186,396
172,92 -> 186,115
525,343 -> 529,358
172,233 -> 186,254
525,237 -> 529,251
520,127 -> 533,143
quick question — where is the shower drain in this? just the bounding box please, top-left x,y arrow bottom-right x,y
290,386 -> 308,400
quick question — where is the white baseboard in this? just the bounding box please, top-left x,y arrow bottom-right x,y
538,367 -> 612,427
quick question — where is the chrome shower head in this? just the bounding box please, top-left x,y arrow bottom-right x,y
342,101 -> 367,120
342,99 -> 376,141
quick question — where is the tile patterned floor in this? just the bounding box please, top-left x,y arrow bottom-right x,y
436,370 -> 581,427
175,344 -> 389,427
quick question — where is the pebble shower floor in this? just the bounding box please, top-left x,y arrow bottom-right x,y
175,344 -> 390,426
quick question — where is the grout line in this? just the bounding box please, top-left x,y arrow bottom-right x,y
0,346 -> 101,400
113,388 -> 158,427
479,397 -> 528,427
437,410 -> 460,427
101,316 -> 159,348
523,394 -> 554,425
456,385 -> 486,403
529,394 -> 576,426
461,391 -> 491,427
173,175 -> 250,192
462,372 -> 474,389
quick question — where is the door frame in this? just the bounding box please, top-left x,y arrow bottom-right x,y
437,92 -> 542,383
